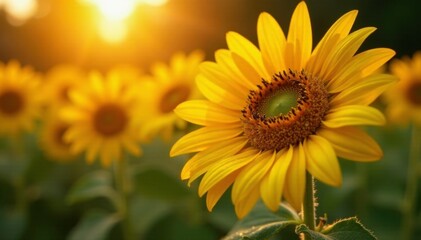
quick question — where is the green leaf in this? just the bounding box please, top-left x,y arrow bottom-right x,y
67,210 -> 121,240
129,194 -> 173,237
223,201 -> 300,240
296,217 -> 377,240
66,170 -> 121,209
133,167 -> 190,200
0,207 -> 27,240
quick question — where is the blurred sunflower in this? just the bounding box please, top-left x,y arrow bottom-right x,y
171,1 -> 396,218
142,50 -> 204,140
0,60 -> 42,136
384,52 -> 421,125
42,65 -> 85,108
39,109 -> 77,161
61,71 -> 142,167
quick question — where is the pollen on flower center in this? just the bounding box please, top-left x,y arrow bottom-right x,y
406,81 -> 421,105
160,84 -> 191,114
0,90 -> 24,115
93,103 -> 128,136
241,70 -> 330,151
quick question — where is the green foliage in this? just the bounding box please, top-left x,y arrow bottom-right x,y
223,201 -> 300,240
66,170 -> 121,210
67,210 -> 121,240
296,217 -> 376,240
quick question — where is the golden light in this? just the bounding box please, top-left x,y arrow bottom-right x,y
91,0 -> 136,21
2,0 -> 38,26
138,0 -> 168,7
98,19 -> 128,44
79,0 -> 169,44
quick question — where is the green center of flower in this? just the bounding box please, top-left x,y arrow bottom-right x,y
0,90 -> 24,116
407,81 -> 421,106
94,103 -> 128,137
260,89 -> 299,118
241,70 -> 330,151
160,84 -> 191,113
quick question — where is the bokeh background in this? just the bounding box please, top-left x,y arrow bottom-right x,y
0,0 -> 420,239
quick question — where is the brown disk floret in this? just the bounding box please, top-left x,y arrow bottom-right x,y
241,69 -> 330,151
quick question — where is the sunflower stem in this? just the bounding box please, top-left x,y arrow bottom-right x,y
303,172 -> 316,233
401,124 -> 421,240
114,156 -> 133,240
11,134 -> 28,213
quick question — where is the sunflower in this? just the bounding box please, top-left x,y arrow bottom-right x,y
61,71 -> 142,167
384,52 -> 421,125
42,65 -> 85,108
0,60 -> 42,136
39,108 -> 77,162
141,50 -> 204,140
170,2 -> 396,218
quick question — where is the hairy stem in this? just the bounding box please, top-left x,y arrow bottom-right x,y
303,172 -> 316,233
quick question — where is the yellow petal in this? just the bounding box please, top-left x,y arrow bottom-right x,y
257,12 -> 286,75
174,100 -> 240,126
231,52 -> 262,87
260,147 -> 293,211
283,144 -> 306,211
318,127 -> 383,161
330,74 -> 397,107
232,151 -> 276,204
196,74 -> 245,110
324,105 -> 385,128
329,48 -> 396,93
307,10 -> 358,75
285,1 -> 312,70
198,149 -> 259,197
181,137 -> 248,183
170,124 -> 243,156
226,31 -> 270,79
206,170 -> 240,211
304,135 -> 342,187
319,27 -> 376,82
214,49 -> 259,90
234,184 -> 260,219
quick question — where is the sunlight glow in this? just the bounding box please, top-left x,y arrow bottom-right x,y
99,19 -> 128,44
1,0 -> 38,25
79,0 -> 168,44
138,0 -> 168,7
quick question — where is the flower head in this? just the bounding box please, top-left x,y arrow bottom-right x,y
42,65 -> 85,108
61,71 -> 143,167
171,2 -> 396,218
384,52 -> 421,125
0,60 -> 42,136
141,50 -> 204,140
39,109 -> 77,162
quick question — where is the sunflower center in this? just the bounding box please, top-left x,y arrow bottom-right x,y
93,103 -> 128,137
406,81 -> 421,106
55,124 -> 70,147
60,85 -> 71,102
241,70 -> 330,151
0,90 -> 24,115
160,84 -> 191,113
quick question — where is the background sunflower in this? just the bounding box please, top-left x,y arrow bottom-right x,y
0,60 -> 43,136
61,71 -> 143,166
